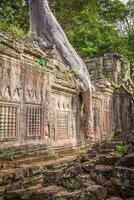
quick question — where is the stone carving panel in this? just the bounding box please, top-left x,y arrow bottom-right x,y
51,92 -> 81,141
0,105 -> 18,140
0,58 -> 22,101
57,111 -> 69,139
25,69 -> 42,103
26,105 -> 44,139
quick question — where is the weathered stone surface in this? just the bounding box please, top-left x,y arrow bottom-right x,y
81,162 -> 95,173
43,168 -> 64,186
125,143 -> 134,155
4,188 -> 29,200
116,153 -> 134,167
22,185 -> 63,200
63,165 -> 82,178
95,165 -> 114,174
55,190 -> 81,200
96,155 -> 119,165
113,166 -> 134,188
2,137 -> 134,200
106,197 -> 123,200
83,184 -> 107,200
79,154 -> 90,163
56,184 -> 107,200
77,174 -> 95,186
90,171 -> 112,187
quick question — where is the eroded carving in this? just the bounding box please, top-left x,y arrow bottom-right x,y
0,60 -> 22,101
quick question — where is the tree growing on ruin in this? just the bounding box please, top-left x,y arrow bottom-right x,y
29,0 -> 93,138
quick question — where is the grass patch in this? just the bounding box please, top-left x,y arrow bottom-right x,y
0,21 -> 26,40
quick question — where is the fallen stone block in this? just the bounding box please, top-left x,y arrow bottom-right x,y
113,166 -> 134,189
90,171 -> 111,187
106,197 -> 123,200
81,162 -> 95,173
79,154 -> 90,163
22,185 -> 64,200
95,165 -> 114,174
83,184 -> 107,200
63,165 -> 82,178
43,168 -> 64,186
116,153 -> 134,167
55,190 -> 81,200
96,155 -> 119,165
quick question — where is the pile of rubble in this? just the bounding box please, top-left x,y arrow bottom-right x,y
3,133 -> 134,200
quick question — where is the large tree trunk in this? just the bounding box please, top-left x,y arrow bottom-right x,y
29,0 -> 93,138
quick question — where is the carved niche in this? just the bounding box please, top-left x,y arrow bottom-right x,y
0,58 -> 22,101
51,92 -> 80,140
25,68 -> 42,103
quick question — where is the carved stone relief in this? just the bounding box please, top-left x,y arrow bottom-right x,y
25,69 -> 42,103
51,92 -> 81,140
0,59 -> 22,101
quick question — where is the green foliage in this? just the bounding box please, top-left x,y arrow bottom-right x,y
0,0 -> 28,32
61,177 -> 81,190
0,21 -> 26,40
36,57 -> 48,68
1,151 -> 14,160
115,142 -> 125,157
111,82 -> 120,90
0,0 -> 134,68
50,0 -> 134,64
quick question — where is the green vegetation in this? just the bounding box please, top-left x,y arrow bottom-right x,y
0,151 -> 14,160
115,142 -> 125,157
50,0 -> 134,66
0,0 -> 28,32
0,0 -> 134,71
36,56 -> 48,68
61,177 -> 82,190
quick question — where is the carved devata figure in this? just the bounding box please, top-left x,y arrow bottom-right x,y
28,0 -> 94,138
0,60 -> 22,101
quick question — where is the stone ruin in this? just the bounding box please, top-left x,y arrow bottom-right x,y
0,31 -> 133,158
0,31 -> 134,200
86,54 -> 134,141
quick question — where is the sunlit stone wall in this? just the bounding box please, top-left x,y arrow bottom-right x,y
0,33 -> 82,152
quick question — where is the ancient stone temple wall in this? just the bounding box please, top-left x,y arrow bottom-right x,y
113,90 -> 134,132
0,31 -> 133,156
92,91 -> 113,141
0,32 -> 82,154
85,53 -> 134,141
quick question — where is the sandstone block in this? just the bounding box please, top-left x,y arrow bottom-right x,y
116,153 -> 134,167
83,184 -> 107,200
43,168 -> 64,186
82,162 -> 95,173
63,165 -> 82,178
22,185 -> 63,200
